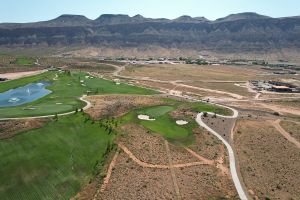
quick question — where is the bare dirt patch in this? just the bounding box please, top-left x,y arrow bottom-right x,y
119,123 -> 169,165
0,119 -> 47,140
201,115 -> 236,143
98,151 -> 175,200
187,81 -> 253,98
175,165 -> 238,199
121,64 -> 263,82
234,119 -> 300,200
85,95 -> 162,119
280,120 -> 300,142
0,70 -> 46,80
189,129 -> 224,160
95,119 -> 236,199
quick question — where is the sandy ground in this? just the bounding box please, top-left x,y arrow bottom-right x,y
0,70 -> 46,80
272,119 -> 300,149
234,119 -> 300,200
0,119 -> 47,140
85,95 -> 162,119
280,120 -> 300,142
201,115 -> 236,144
93,122 -> 237,199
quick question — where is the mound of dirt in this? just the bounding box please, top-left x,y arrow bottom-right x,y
85,95 -> 162,119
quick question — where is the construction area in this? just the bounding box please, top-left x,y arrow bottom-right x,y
250,80 -> 300,93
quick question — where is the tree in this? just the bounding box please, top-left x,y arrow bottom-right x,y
54,113 -> 58,121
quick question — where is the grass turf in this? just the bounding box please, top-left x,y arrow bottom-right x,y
121,105 -> 197,145
0,71 -> 158,118
188,102 -> 232,116
0,113 -> 115,200
13,57 -> 36,66
120,100 -> 232,145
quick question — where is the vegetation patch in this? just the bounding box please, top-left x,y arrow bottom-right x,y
0,113 -> 115,200
189,102 -> 232,116
12,57 -> 36,66
0,71 -> 157,118
121,105 -> 195,145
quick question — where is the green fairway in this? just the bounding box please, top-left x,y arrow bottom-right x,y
0,114 -> 115,200
137,105 -> 174,117
189,102 -> 232,116
13,57 -> 36,66
73,73 -> 157,95
0,71 -> 157,118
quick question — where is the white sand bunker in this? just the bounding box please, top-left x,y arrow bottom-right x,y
36,83 -> 44,86
176,120 -> 189,125
8,97 -> 20,103
138,115 -> 156,121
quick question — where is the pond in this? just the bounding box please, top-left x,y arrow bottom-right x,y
0,82 -> 52,107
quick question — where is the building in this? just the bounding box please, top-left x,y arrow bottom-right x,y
271,85 -> 293,92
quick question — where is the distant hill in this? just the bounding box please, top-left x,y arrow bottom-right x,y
0,13 -> 300,55
215,12 -> 271,22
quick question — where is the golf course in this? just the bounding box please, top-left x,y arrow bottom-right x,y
121,100 -> 231,145
0,70 -> 233,199
0,113 -> 115,200
0,71 -> 157,118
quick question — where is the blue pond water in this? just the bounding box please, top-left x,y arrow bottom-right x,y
0,82 -> 52,107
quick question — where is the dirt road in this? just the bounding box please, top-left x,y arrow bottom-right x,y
0,70 -> 46,80
272,119 -> 300,149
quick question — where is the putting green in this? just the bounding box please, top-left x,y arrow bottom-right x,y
137,105 -> 174,117
0,113 -> 115,200
123,105 -> 196,145
0,71 -> 158,118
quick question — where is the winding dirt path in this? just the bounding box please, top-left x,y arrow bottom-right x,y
118,143 -> 209,169
100,150 -> 120,193
94,150 -> 120,199
259,103 -> 300,116
164,140 -> 181,200
184,147 -> 214,165
272,119 -> 300,149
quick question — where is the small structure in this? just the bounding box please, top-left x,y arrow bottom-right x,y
250,80 -> 300,93
271,85 -> 292,92
0,77 -> 8,82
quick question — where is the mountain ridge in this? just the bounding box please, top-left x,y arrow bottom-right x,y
0,12 -> 300,54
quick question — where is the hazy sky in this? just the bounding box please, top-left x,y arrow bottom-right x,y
1,0 -> 299,23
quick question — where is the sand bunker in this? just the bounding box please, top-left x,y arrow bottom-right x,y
176,120 -> 189,125
138,115 -> 156,121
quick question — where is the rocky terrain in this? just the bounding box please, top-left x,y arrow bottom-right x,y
1,13 -> 300,55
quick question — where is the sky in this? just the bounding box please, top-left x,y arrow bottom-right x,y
0,0 -> 299,23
